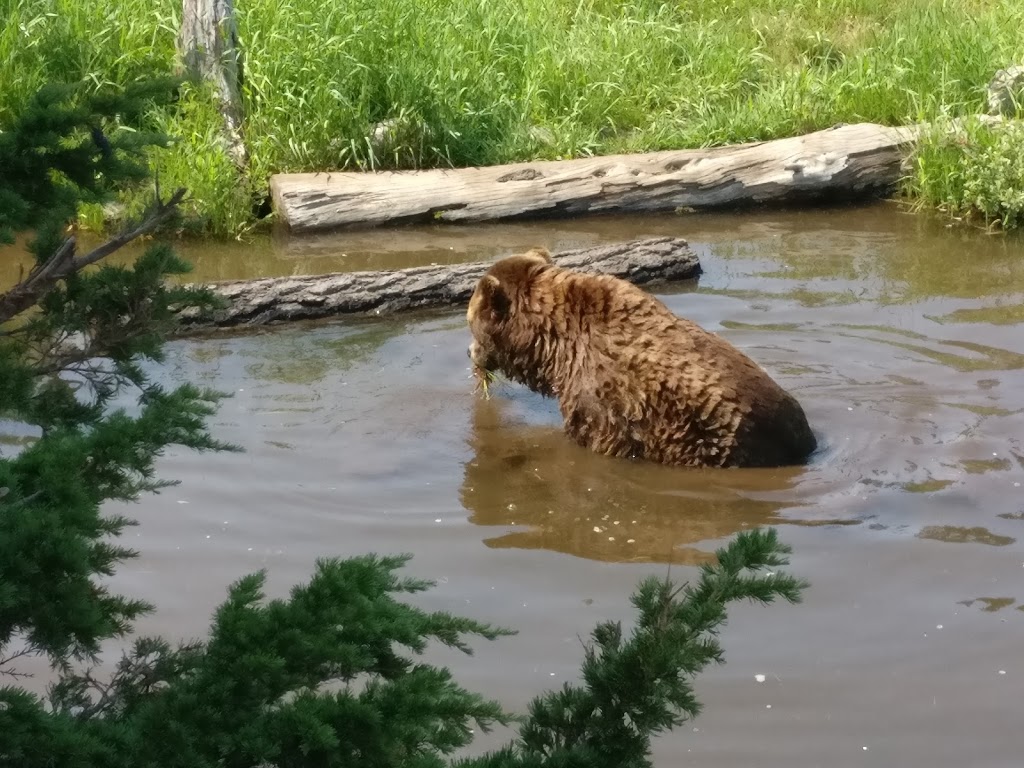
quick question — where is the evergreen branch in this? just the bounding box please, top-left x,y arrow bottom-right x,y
460,527 -> 808,768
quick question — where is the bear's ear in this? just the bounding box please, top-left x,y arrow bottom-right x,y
479,274 -> 511,322
524,246 -> 553,264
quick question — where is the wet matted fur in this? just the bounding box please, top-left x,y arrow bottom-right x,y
466,247 -> 817,469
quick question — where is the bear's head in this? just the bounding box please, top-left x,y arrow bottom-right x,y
466,247 -> 553,375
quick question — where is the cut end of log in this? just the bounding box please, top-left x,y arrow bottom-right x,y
174,237 -> 701,335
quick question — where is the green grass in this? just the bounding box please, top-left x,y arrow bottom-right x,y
3,0 -> 1024,237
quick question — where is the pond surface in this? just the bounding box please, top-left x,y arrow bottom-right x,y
9,203 -> 1024,766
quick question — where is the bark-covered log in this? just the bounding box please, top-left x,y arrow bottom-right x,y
175,236 -> 700,333
269,122 -> 919,233
178,0 -> 246,168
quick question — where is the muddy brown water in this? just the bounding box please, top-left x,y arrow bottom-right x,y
5,203 -> 1024,766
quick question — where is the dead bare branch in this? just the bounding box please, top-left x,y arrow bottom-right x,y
0,187 -> 187,326
0,645 -> 39,679
70,187 -> 187,273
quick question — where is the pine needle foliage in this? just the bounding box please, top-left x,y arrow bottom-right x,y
2,554 -> 516,768
2,533 -> 805,768
457,528 -> 806,768
0,76 -> 181,251
0,76 -> 230,670
1,76 -> 808,768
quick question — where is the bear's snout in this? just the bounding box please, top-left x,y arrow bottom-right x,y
467,339 -> 492,371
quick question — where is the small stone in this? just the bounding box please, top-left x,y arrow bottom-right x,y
987,65 -> 1024,116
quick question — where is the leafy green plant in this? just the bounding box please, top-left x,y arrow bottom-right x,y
907,117 -> 1024,231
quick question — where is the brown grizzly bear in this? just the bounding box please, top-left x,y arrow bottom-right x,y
465,246 -> 818,469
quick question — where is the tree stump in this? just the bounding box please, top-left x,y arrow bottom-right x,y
178,0 -> 247,168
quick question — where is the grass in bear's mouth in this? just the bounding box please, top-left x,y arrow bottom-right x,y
472,366 -> 500,399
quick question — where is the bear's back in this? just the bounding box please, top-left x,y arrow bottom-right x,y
545,268 -> 816,468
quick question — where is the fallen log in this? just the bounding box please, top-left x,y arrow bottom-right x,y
269,122 -> 920,233
175,236 -> 700,333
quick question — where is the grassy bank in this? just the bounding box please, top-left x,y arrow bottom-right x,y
3,0 -> 1023,237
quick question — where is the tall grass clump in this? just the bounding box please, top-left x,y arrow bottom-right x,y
4,0 -> 1024,236
907,115 -> 1024,232
0,0 -> 178,120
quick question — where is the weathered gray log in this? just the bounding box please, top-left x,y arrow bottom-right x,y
178,0 -> 246,168
269,122 -> 921,233
174,236 -> 700,333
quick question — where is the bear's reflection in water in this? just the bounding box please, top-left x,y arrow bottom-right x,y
460,397 -> 855,564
